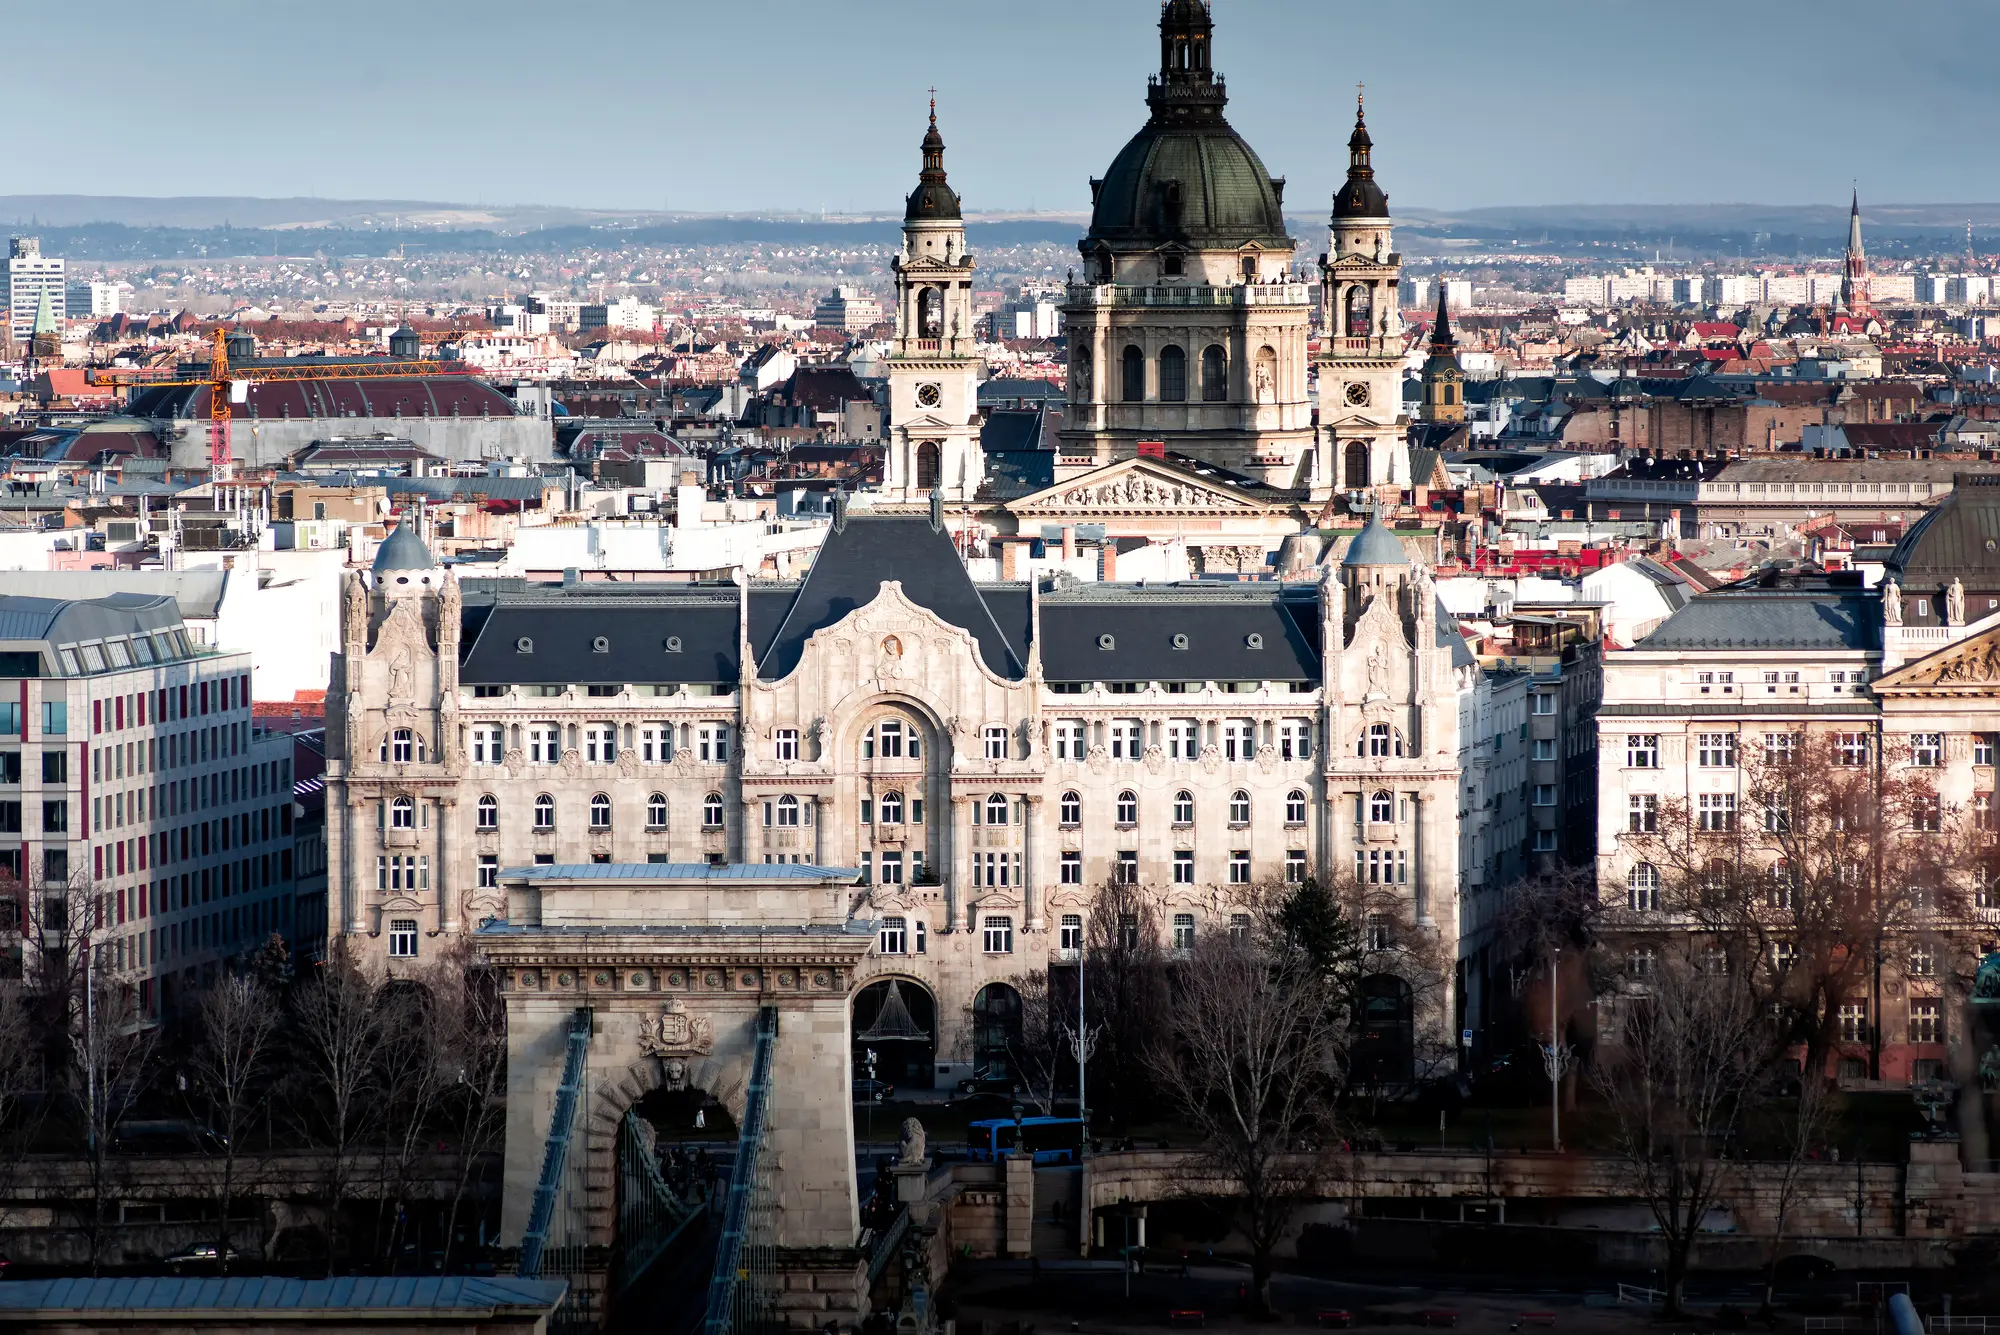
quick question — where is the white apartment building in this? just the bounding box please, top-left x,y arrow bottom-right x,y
579,298 -> 657,334
65,280 -> 120,319
6,238 -> 63,344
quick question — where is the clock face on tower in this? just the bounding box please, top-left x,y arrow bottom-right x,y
916,383 -> 942,408
1344,381 -> 1371,407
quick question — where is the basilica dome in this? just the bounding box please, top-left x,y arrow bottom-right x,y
1083,1 -> 1291,253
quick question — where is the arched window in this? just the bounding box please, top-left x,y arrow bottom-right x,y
1285,789 -> 1308,825
533,794 -> 556,830
880,791 -> 904,825
1059,791 -> 1082,826
985,794 -> 1010,827
1158,344 -> 1187,401
1116,790 -> 1138,825
1229,790 -> 1251,825
915,442 -> 940,489
1344,441 -> 1370,489
1173,790 -> 1195,825
1628,862 -> 1660,912
702,792 -> 725,829
381,728 -> 423,763
647,793 -> 668,829
1122,344 -> 1145,402
589,793 -> 612,829
776,795 -> 800,827
1345,283 -> 1372,337
1368,790 -> 1395,824
919,286 -> 943,339
476,795 -> 498,830
1201,344 -> 1228,401
1360,724 -> 1404,758
390,797 -> 415,829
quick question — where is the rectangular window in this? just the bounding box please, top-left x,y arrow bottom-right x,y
1533,829 -> 1558,852
1627,794 -> 1658,834
1697,733 -> 1737,768
1278,719 -> 1313,762
880,852 -> 903,886
1109,721 -> 1143,761
1115,850 -> 1138,884
698,724 -> 731,763
584,724 -> 617,764
1171,913 -> 1196,952
1697,793 -> 1738,832
1977,734 -> 1997,768
387,918 -> 419,959
1228,850 -> 1250,884
1533,785 -> 1557,806
982,915 -> 1014,955
1838,1001 -> 1868,1044
470,727 -> 503,765
1172,849 -> 1195,884
1060,850 -> 1082,885
1058,913 -> 1082,955
1053,721 -> 1087,761
1763,732 -> 1798,766
1531,694 -> 1556,716
1166,720 -> 1199,760
640,725 -> 674,764
42,702 -> 66,735
1532,739 -> 1556,761
1909,733 -> 1942,768
1284,850 -> 1307,884
773,729 -> 799,761
983,726 -> 1007,761
1835,733 -> 1869,767
1626,735 -> 1659,769
1222,720 -> 1255,761
1909,998 -> 1941,1045
879,916 -> 907,955
527,725 -> 560,765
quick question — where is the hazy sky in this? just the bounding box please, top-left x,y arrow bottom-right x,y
23,0 -> 1997,213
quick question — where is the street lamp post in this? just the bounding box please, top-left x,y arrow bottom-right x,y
865,1047 -> 878,1151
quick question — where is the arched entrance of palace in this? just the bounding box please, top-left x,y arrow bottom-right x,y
853,977 -> 938,1089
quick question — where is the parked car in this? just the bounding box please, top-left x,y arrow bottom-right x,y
165,1242 -> 242,1274
852,1078 -> 895,1103
955,1066 -> 1023,1097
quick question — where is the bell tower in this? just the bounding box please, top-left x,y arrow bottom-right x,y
886,99 -> 983,503
1314,92 -> 1406,508
1418,285 -> 1465,426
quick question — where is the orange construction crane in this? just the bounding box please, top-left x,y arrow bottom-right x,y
88,327 -> 474,483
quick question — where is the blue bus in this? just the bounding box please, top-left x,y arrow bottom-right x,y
966,1117 -> 1086,1166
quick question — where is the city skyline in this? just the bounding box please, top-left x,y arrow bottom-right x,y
19,0 -> 1999,215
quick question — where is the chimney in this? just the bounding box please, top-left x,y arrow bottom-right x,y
1136,439 -> 1166,460
1100,540 -> 1117,583
1062,525 -> 1076,561
1001,539 -> 1022,581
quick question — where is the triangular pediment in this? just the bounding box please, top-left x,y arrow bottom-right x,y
1008,456 -> 1270,515
1877,623 -> 2000,694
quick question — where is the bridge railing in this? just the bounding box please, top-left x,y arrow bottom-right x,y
702,1005 -> 779,1335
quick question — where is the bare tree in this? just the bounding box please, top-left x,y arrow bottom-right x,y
289,943 -> 381,1273
1146,902 -> 1350,1317
1590,951 -> 1769,1316
188,973 -> 280,1275
374,979 -> 454,1270
1752,1072 -> 1839,1318
430,943 -> 507,1272
1084,878 -> 1168,1130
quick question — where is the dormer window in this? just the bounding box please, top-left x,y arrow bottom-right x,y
1162,252 -> 1184,278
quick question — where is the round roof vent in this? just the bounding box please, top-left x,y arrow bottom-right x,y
1171,633 -> 1189,650
1098,633 -> 1116,650
592,636 -> 610,654
515,637 -> 533,654
664,636 -> 683,653
1246,633 -> 1264,649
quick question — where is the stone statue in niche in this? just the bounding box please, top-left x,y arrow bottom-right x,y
1883,579 -> 1903,626
386,649 -> 413,705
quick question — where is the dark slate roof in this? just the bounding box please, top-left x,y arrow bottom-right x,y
981,408 -> 1049,455
0,1275 -> 567,1315
0,592 -> 185,650
1636,589 -> 1877,652
459,587 -> 742,686
129,377 -> 517,421
1887,475 -> 2000,586
1038,585 -> 1320,684
757,514 -> 1026,680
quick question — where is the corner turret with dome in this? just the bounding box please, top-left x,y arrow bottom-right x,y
1060,1 -> 1314,488
886,98 -> 983,504
1314,90 -> 1408,509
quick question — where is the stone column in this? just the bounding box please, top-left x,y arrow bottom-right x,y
1414,789 -> 1439,926
741,796 -> 761,865
1022,795 -> 1042,933
344,792 -> 367,934
438,795 -> 458,936
946,795 -> 970,933
811,795 -> 824,866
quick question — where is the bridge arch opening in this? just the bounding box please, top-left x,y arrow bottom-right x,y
853,977 -> 938,1089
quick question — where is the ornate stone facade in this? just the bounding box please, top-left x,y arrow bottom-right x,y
326,508 -> 1472,1084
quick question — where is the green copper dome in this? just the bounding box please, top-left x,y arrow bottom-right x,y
1084,1 -> 1290,252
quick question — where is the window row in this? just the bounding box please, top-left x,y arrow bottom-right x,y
1048,718 -> 1313,762
1105,342 -> 1232,403
471,791 -> 723,832
467,723 -> 732,766
1625,730 -> 1989,770
1048,788 -> 1311,829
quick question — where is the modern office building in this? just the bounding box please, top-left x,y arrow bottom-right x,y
6,238 -> 64,346
0,593 -> 296,1016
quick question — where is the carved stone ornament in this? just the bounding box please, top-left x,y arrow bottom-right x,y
672,748 -> 697,775
617,748 -> 639,779
1086,743 -> 1111,776
1910,637 -> 2000,687
1051,472 -> 1238,513
640,998 -> 716,1060
898,1117 -> 927,1165
1144,744 -> 1166,775
1199,743 -> 1223,775
1254,743 -> 1278,775
559,748 -> 582,778
503,747 -> 525,780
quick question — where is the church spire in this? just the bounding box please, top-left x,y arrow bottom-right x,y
904,95 -> 961,221
1428,282 -> 1455,354
1842,184 -> 1871,314
1331,88 -> 1389,221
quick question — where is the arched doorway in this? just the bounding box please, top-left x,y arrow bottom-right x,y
1353,975 -> 1415,1085
915,442 -> 941,490
919,287 -> 944,339
853,978 -> 937,1089
971,982 -> 1023,1083
1344,441 -> 1370,489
